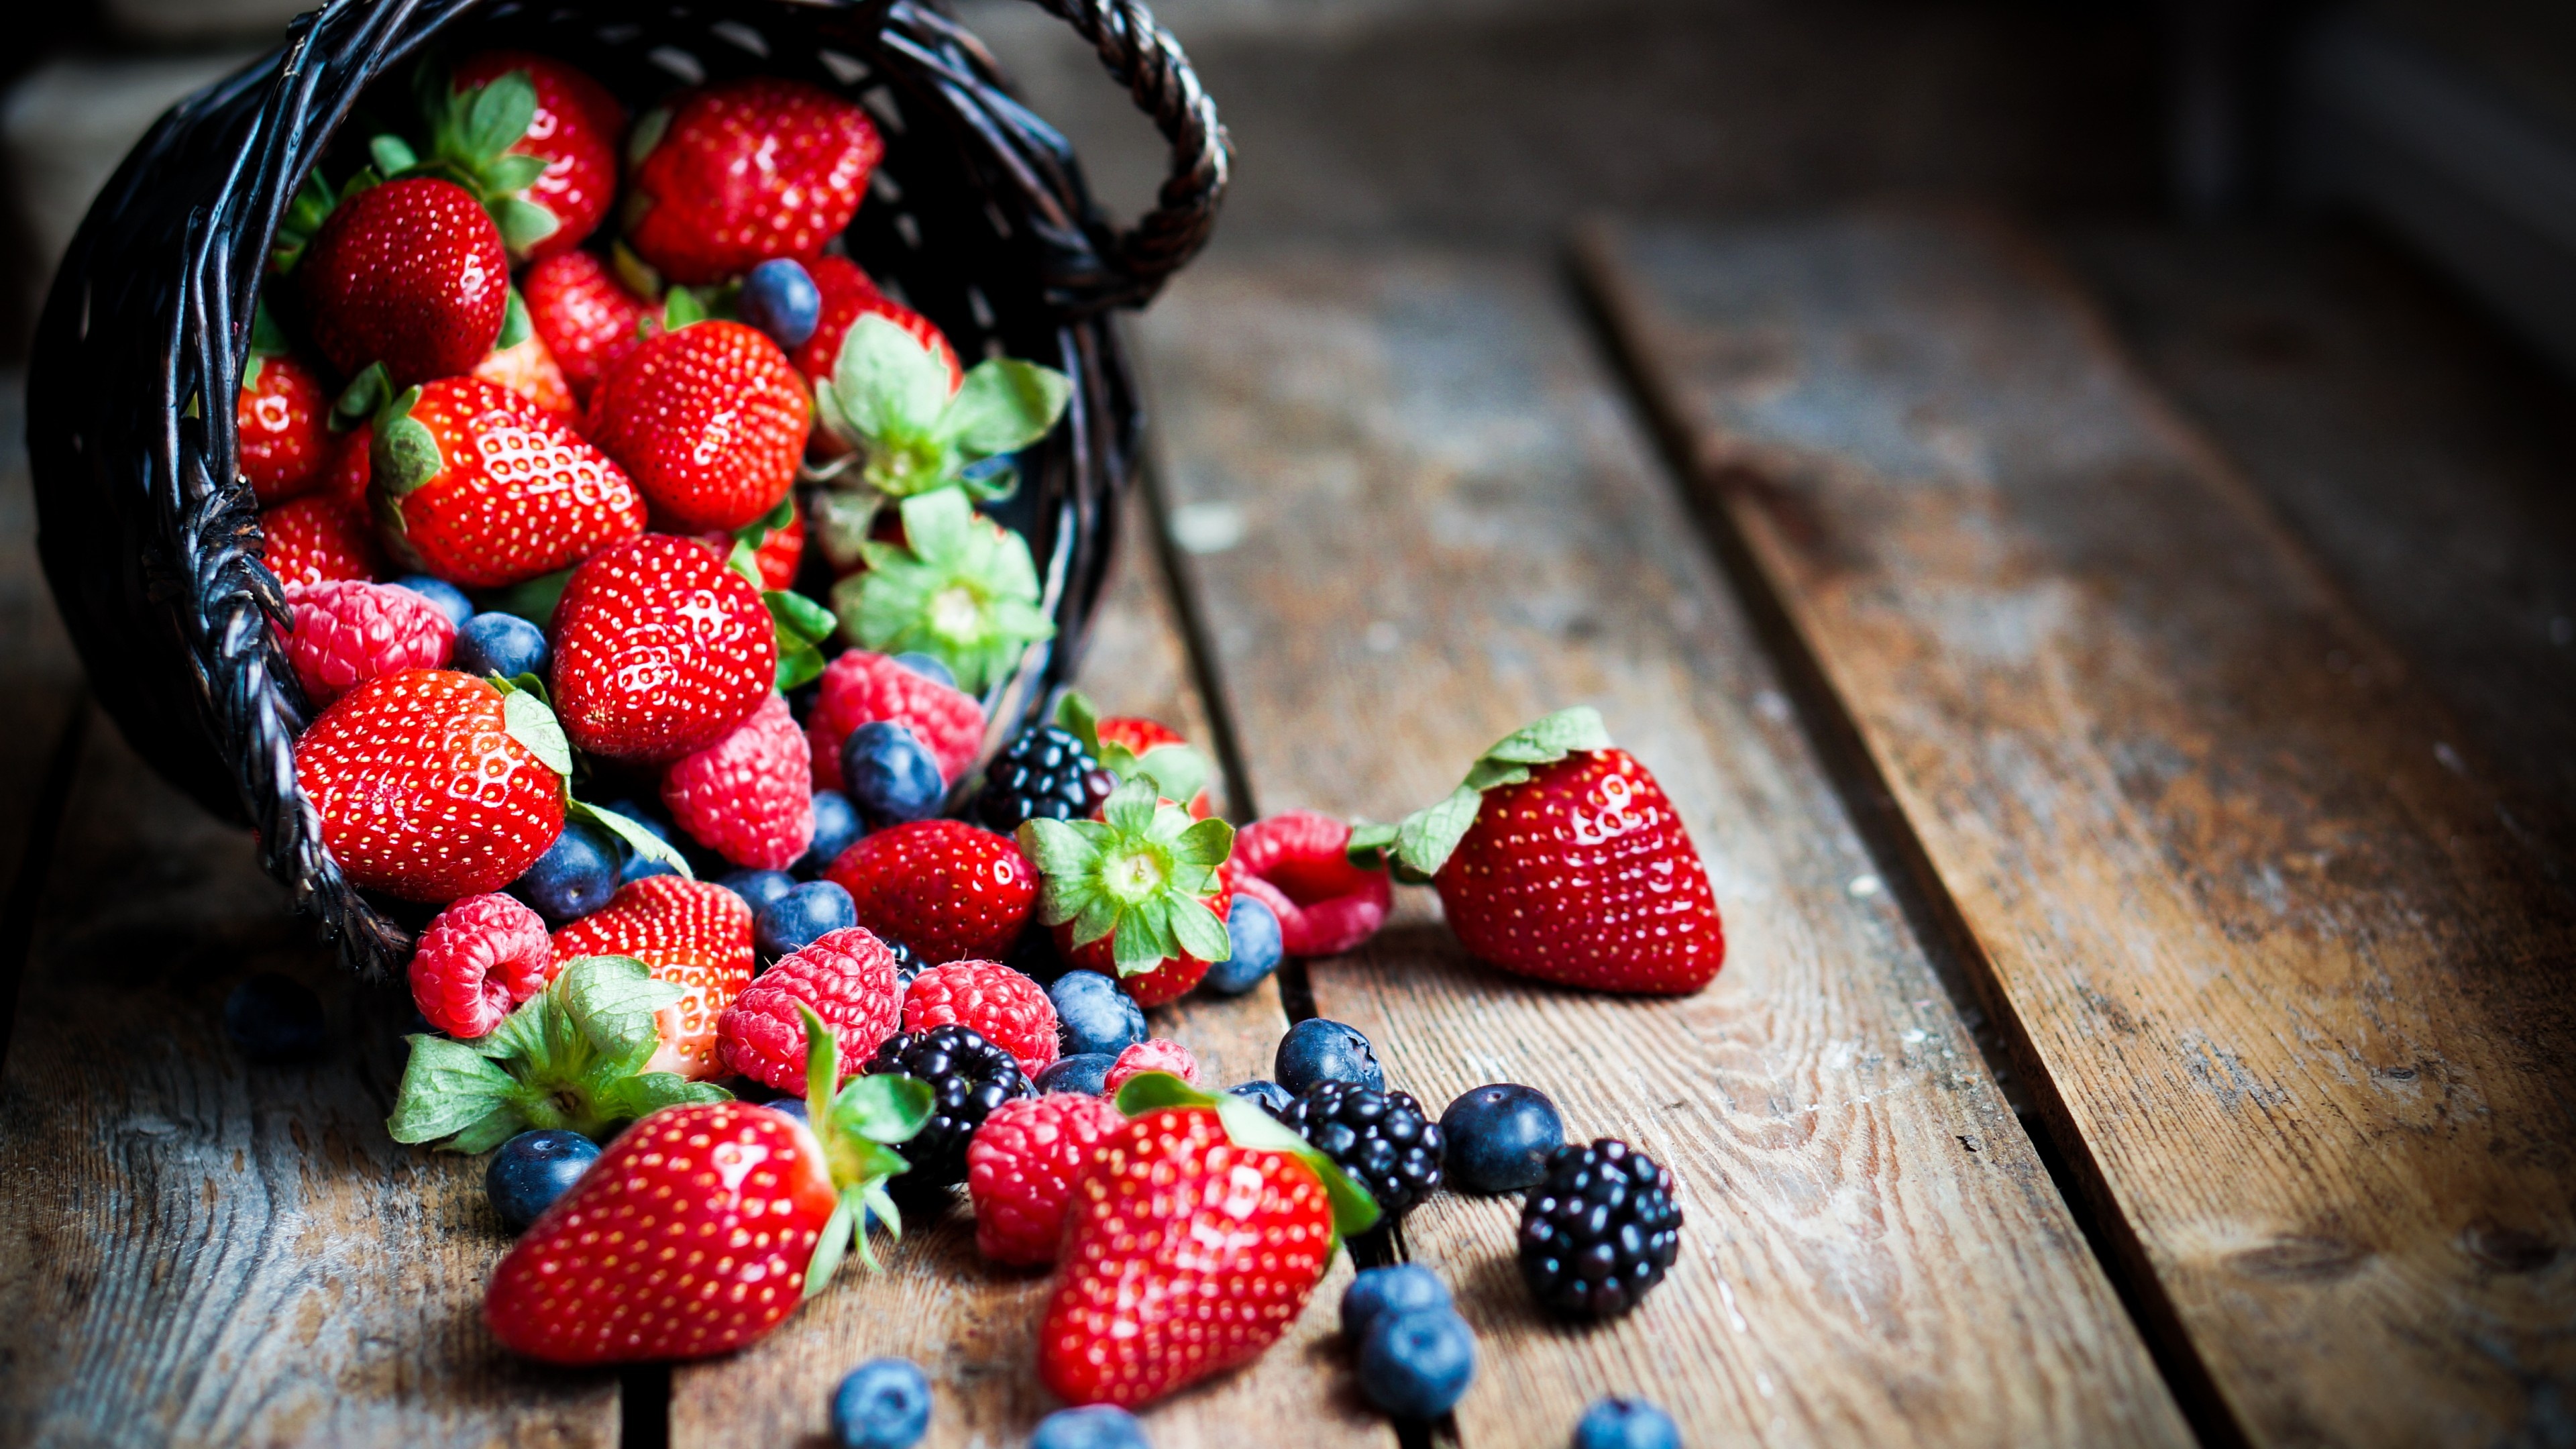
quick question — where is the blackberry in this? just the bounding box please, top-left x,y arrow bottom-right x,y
863,1024 -> 1034,1185
1516,1139 -> 1681,1320
969,725 -> 1114,833
886,936 -> 924,989
1276,1081 -> 1443,1219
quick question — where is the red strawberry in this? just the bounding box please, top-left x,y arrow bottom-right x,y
965,1091 -> 1124,1266
696,494 -> 804,592
447,52 -> 624,263
1372,708 -> 1723,995
277,578 -> 456,706
237,350 -> 331,504
553,877 -> 757,1080
624,78 -> 881,285
824,819 -> 1035,963
369,376 -> 645,588
585,320 -> 810,534
260,492 -> 386,586
472,329 -> 579,419
1231,811 -> 1391,957
806,648 -> 986,792
717,926 -> 904,1092
1022,781 -> 1236,1008
1096,715 -> 1213,818
301,176 -> 508,387
1105,1038 -> 1199,1092
902,960 -> 1058,1073
293,669 -> 566,902
659,691 -> 813,870
1040,1104 -> 1336,1407
548,535 -> 777,761
523,249 -> 657,405
409,892 -> 553,1038
325,424 -> 373,506
794,256 -> 961,397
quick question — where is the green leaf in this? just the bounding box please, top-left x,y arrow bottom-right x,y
466,69 -> 538,157
370,133 -> 419,176
501,688 -> 573,777
1017,816 -> 1105,879
569,799 -> 696,880
937,358 -> 1071,456
387,1036 -> 518,1144
496,286 -> 532,350
1345,821 -> 1398,867
663,286 -> 708,330
372,393 -> 442,498
249,299 -> 291,357
627,105 -> 670,168
611,240 -> 663,303
833,490 -> 1053,694
1101,777 -> 1157,837
830,1073 -> 934,1144
558,955 -> 682,1058
1392,785 -> 1483,879
832,314 -> 955,445
765,589 -> 836,646
270,166 -> 337,274
800,1003 -> 843,1121
493,197 -> 559,255
1169,894 -> 1233,963
805,1187 -> 859,1299
484,152 -> 550,194
604,1072 -> 731,1119
1168,814 -> 1234,870
1128,745 -> 1212,814
335,364 -> 395,427
1053,690 -> 1103,755
777,639 -> 824,693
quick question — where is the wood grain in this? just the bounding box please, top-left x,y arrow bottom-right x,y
1134,250 -> 2188,1448
668,496 -> 1391,1448
0,708 -> 619,1448
1582,213 -> 2576,1449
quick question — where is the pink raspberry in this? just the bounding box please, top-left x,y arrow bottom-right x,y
1106,1038 -> 1200,1092
1233,810 -> 1393,957
661,692 -> 814,870
409,893 -> 553,1038
807,649 -> 985,792
965,1092 -> 1127,1265
902,960 -> 1059,1073
276,579 -> 454,707
716,926 -> 904,1092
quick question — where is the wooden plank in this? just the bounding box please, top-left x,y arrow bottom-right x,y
0,707 -> 621,1448
669,498 -> 1389,1448
1134,250 -> 2188,1448
1581,213 -> 2576,1449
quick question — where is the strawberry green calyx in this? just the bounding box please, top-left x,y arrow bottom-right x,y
567,799 -> 695,880
1055,690 -> 1212,812
388,955 -> 730,1152
813,314 -> 1071,500
490,674 -> 573,778
795,1006 -> 933,1293
1112,1071 -> 1380,1246
243,299 -> 292,390
270,166 -> 341,274
407,65 -> 559,255
832,488 -> 1054,695
1018,777 -> 1233,975
765,586 -> 836,692
1348,706 -> 1613,883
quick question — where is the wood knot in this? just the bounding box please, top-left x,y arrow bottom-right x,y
2225,1235 -> 2365,1283
2462,1222 -> 2557,1276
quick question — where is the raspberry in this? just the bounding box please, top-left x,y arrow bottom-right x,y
409,893 -> 552,1038
903,960 -> 1059,1073
1105,1038 -> 1200,1092
965,1091 -> 1126,1265
715,926 -> 904,1092
277,580 -> 456,707
1233,811 -> 1393,957
661,692 -> 815,870
808,649 -> 985,792
260,492 -> 385,588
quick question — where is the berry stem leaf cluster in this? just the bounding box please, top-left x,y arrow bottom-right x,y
1019,779 -> 1232,975
1348,706 -> 1613,883
1055,690 -> 1210,814
813,314 -> 1071,500
566,798 -> 696,879
388,954 -> 731,1151
766,585 -> 837,692
835,488 -> 1053,695
393,64 -> 559,253
795,1005 -> 935,1292
1110,1071 -> 1382,1245
270,165 -> 350,274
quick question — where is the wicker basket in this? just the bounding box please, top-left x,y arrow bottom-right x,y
25,0 -> 1227,977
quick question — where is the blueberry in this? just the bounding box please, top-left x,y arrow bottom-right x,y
892,652 -> 955,688
1342,1264 -> 1453,1342
741,258 -> 822,350
842,721 -> 946,828
1438,1083 -> 1565,1194
1572,1397 -> 1680,1449
830,1356 -> 930,1449
485,1128 -> 599,1233
1275,1018 -> 1383,1095
1228,1079 -> 1294,1114
1050,971 -> 1147,1057
1199,894 -> 1281,996
800,790 -> 863,877
1036,1052 -> 1116,1095
759,879 -> 859,959
719,868 -> 799,916
390,574 -> 474,628
453,610 -> 548,680
1358,1306 -> 1475,1419
222,973 -> 325,1061
513,819 -> 620,922
1030,1405 -> 1148,1449
768,1096 -> 811,1123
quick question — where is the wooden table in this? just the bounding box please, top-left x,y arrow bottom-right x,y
3,211 -> 2570,1448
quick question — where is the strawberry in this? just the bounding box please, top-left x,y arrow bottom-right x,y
659,691 -> 814,870
523,249 -> 657,405
1019,780 -> 1235,1007
585,319 -> 810,534
1039,1079 -> 1377,1408
325,423 -> 374,506
260,492 -> 386,586
482,1014 -> 933,1364
824,818 -> 1035,963
292,669 -> 567,902
964,1091 -> 1125,1266
1357,708 -> 1724,995
623,78 -> 881,285
441,52 -> 624,263
237,345 -> 331,503
369,376 -> 645,588
300,175 -> 508,388
408,892 -> 553,1038
1093,718 -> 1214,817
697,494 -> 805,592
902,960 -> 1058,1073
717,926 -> 906,1092
806,647 -> 986,792
472,327 -> 579,419
276,578 -> 456,707
547,534 -> 778,761
794,256 -> 960,401
1231,811 -> 1392,957
1104,1038 -> 1199,1092
554,876 -> 757,1081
